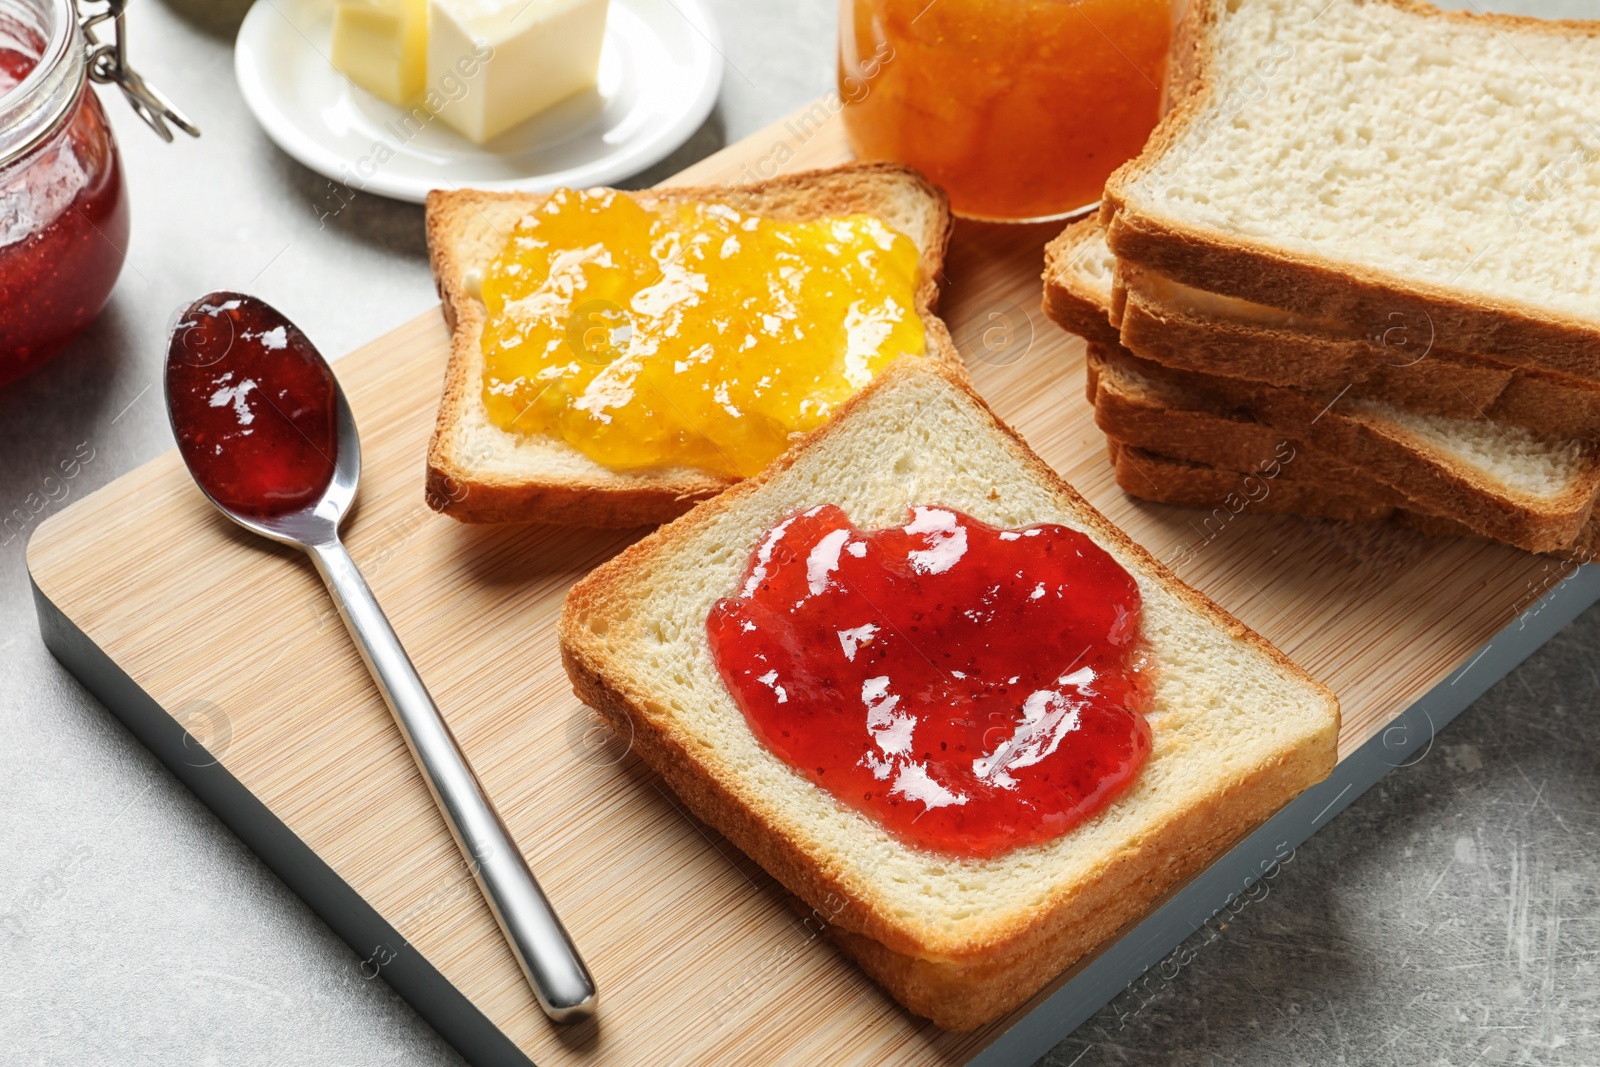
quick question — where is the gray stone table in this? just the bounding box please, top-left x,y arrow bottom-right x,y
0,0 -> 1594,1064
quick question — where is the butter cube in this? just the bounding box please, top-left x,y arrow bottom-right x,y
331,0 -> 428,105
428,0 -> 609,144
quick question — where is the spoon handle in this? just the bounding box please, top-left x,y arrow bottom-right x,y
307,539 -> 598,1022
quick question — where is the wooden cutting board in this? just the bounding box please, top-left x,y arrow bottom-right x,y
28,110 -> 1600,1067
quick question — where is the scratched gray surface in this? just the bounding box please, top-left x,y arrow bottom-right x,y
1038,607 -> 1600,1067
0,0 -> 1595,1064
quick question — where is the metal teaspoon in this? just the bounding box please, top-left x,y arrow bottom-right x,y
164,291 -> 597,1023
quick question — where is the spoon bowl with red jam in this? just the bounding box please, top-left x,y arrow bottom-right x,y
165,292 -> 350,542
165,292 -> 597,1023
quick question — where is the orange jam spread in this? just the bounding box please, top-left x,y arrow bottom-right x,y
478,188 -> 927,478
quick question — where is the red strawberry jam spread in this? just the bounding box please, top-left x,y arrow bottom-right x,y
166,294 -> 338,520
706,504 -> 1154,859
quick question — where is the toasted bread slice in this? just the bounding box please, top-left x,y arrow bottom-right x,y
560,357 -> 1339,1030
424,164 -> 961,525
1107,441 -> 1403,524
1084,346 -> 1410,509
1044,215 -> 1600,435
1091,344 -> 1600,554
1101,0 -> 1600,374
1105,438 -> 1600,564
1090,346 -> 1600,560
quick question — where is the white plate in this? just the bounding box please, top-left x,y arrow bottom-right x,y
234,0 -> 723,203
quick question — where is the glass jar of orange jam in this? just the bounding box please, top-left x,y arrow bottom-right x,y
839,0 -> 1175,221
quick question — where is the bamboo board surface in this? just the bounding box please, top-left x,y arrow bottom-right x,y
27,110 -> 1575,1066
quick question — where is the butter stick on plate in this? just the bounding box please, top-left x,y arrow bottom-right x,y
329,0 -> 609,144
330,0 -> 429,105
430,0 -> 610,143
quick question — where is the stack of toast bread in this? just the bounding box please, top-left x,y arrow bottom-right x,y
1043,0 -> 1600,559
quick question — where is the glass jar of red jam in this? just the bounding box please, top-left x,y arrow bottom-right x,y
0,0 -> 130,384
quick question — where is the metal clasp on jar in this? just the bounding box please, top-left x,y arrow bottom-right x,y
75,0 -> 198,141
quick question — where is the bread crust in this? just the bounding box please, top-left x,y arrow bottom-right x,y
424,163 -> 961,526
823,721 -> 1337,1029
1040,217 -> 1123,349
1099,0 -> 1600,373
1106,438 -> 1600,564
1118,286 -> 1600,439
1096,345 -> 1600,553
1086,346 -> 1412,509
559,356 -> 1339,1029
1093,359 -> 1600,561
1045,216 -> 1600,441
1108,441 -> 1403,524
